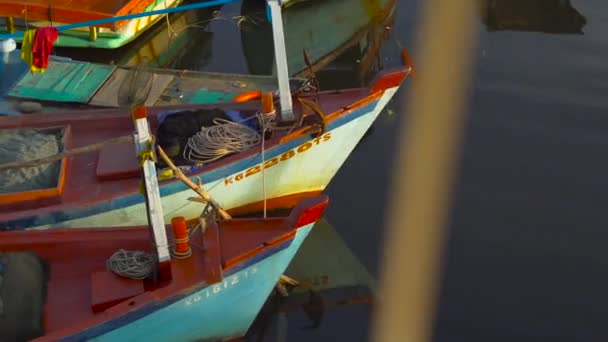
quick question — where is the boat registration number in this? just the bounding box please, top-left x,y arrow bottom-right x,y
184,266 -> 258,306
224,133 -> 332,186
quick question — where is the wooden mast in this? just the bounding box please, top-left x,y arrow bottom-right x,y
132,106 -> 172,282
267,0 -> 294,122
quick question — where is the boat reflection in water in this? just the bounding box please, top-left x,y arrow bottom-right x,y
245,218 -> 376,341
482,0 -> 586,34
240,0 -> 396,87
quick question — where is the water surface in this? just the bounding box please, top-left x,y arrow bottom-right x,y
61,0 -> 608,340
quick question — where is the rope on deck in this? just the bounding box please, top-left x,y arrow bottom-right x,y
106,249 -> 154,280
183,118 -> 262,164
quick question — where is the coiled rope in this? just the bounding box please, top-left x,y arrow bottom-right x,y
106,249 -> 155,280
183,112 -> 277,164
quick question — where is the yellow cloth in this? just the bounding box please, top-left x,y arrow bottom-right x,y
20,29 -> 44,73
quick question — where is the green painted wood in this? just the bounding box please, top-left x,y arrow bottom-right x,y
8,61 -> 116,103
283,0 -> 393,73
241,0 -> 394,75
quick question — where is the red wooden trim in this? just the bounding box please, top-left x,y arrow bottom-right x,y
225,191 -> 324,217
369,69 -> 411,94
202,222 -> 223,285
222,231 -> 296,269
91,270 -> 145,313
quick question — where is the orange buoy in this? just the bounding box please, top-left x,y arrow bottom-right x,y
232,90 -> 262,103
261,92 -> 274,114
132,105 -> 148,120
171,216 -> 191,258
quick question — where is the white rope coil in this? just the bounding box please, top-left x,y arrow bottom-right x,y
106,249 -> 155,280
183,118 -> 261,164
257,110 -> 277,129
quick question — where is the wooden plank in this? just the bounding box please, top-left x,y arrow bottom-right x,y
8,60 -> 115,103
88,68 -> 174,108
95,141 -> 140,181
90,270 -> 144,313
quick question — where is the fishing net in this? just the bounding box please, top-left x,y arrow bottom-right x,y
117,58 -> 154,109
0,128 -> 63,194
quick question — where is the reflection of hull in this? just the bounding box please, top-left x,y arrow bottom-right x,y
240,0 -> 396,83
482,0 -> 586,34
0,0 -> 185,48
246,218 -> 376,340
285,218 -> 376,294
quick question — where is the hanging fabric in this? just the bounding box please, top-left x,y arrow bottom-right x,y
20,29 -> 42,73
32,27 -> 58,71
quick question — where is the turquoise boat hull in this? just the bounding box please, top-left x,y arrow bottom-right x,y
61,223 -> 314,341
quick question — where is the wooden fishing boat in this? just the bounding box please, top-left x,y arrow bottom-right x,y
0,193 -> 328,341
0,65 -> 410,230
240,0 -> 396,81
0,9 -> 393,117
0,0 -> 191,49
0,0 -> 397,115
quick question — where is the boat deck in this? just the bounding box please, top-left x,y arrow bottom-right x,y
0,51 -> 306,116
0,216 -> 293,336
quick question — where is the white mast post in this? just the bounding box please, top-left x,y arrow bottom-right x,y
267,0 -> 294,122
132,106 -> 172,282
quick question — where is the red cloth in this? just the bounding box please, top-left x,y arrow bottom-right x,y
32,27 -> 58,70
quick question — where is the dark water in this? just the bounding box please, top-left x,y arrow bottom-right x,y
290,0 -> 608,341
58,0 -> 608,340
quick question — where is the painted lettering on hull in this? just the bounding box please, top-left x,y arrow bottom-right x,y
184,266 -> 258,306
224,133 -> 332,187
